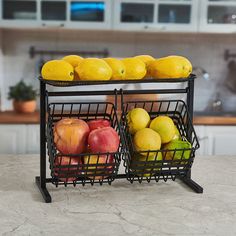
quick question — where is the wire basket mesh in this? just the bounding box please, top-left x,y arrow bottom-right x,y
121,99 -> 199,183
46,101 -> 127,186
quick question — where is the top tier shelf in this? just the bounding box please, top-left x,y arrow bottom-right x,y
38,74 -> 196,87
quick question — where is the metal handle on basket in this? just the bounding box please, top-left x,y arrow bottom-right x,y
119,89 -> 125,115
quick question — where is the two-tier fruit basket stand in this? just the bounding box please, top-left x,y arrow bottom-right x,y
36,75 -> 203,203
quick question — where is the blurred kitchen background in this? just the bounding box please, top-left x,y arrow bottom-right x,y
0,0 -> 236,156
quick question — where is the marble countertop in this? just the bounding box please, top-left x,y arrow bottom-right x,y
0,155 -> 236,236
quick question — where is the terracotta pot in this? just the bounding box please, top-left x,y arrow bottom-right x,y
13,100 -> 36,113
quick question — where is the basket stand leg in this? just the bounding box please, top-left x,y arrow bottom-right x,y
180,79 -> 203,193
179,170 -> 203,193
35,176 -> 51,203
35,81 -> 52,203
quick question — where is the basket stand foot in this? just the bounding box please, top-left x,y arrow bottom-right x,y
180,176 -> 203,193
35,176 -> 52,203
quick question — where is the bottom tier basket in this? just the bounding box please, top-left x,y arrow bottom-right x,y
46,101 -> 127,187
121,99 -> 200,183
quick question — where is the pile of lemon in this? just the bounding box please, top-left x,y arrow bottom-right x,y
41,54 -> 192,81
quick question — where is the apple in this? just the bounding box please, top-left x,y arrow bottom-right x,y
54,118 -> 90,155
87,119 -> 111,131
83,154 -> 114,180
54,155 -> 82,182
88,127 -> 120,153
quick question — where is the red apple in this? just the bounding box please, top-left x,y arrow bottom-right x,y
54,118 -> 90,154
87,119 -> 111,131
54,155 -> 82,182
83,154 -> 114,180
88,127 -> 120,153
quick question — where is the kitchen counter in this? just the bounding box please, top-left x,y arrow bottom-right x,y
193,116 -> 236,125
1,110 -> 236,125
0,155 -> 236,235
0,111 -> 40,124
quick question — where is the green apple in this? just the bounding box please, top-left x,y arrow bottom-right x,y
163,140 -> 192,161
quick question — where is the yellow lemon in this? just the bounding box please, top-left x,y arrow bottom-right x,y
122,58 -> 146,80
148,55 -> 192,79
41,60 -> 74,81
62,55 -> 83,68
131,152 -> 162,177
149,116 -> 175,144
133,128 -> 161,157
172,125 -> 181,141
126,108 -> 150,135
103,58 -> 126,80
134,55 -> 155,78
76,58 -> 112,81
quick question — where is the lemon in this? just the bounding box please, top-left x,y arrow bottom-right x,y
133,128 -> 161,157
148,55 -> 192,79
134,55 -> 155,78
163,140 -> 192,161
149,116 -> 175,144
41,60 -> 74,81
103,58 -> 126,80
131,152 -> 162,177
172,125 -> 181,141
122,58 -> 146,80
126,108 -> 150,135
76,58 -> 112,81
62,55 -> 83,68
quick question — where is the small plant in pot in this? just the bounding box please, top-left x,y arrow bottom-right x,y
8,80 -> 37,113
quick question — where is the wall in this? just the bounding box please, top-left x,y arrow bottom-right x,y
1,28 -> 236,111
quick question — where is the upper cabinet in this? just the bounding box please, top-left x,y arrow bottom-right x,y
0,0 -> 112,29
113,0 -> 198,32
0,0 -> 236,33
0,0 -> 40,28
199,0 -> 236,33
40,0 -> 66,27
67,0 -> 112,29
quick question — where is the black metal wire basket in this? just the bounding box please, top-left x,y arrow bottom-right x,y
121,99 -> 200,183
46,101 -> 127,187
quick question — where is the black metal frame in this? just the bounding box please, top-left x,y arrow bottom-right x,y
36,75 -> 203,203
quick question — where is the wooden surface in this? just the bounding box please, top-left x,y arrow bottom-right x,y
0,111 -> 40,124
0,110 -> 236,125
193,116 -> 236,125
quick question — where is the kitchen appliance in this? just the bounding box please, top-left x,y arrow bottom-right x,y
225,60 -> 236,93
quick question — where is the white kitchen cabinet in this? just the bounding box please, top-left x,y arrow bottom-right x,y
205,126 -> 236,155
194,125 -> 207,156
0,0 -> 40,28
0,124 -> 40,154
0,125 -> 27,154
0,0 -> 112,30
26,124 -> 40,154
66,0 -> 112,30
199,0 -> 236,33
113,0 -> 199,32
194,125 -> 236,156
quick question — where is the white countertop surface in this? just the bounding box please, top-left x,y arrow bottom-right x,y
0,155 -> 236,236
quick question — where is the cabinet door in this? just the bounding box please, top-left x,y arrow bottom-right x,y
40,0 -> 67,28
0,0 -> 40,28
205,126 -> 236,155
194,125 -> 208,156
157,0 -> 198,32
199,0 -> 236,33
67,0 -> 112,29
113,0 -> 156,31
0,125 -> 26,154
26,124 -> 40,154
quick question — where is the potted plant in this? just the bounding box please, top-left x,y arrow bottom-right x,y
8,80 -> 37,113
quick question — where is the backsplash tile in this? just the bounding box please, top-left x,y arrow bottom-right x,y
1,29 -> 236,112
